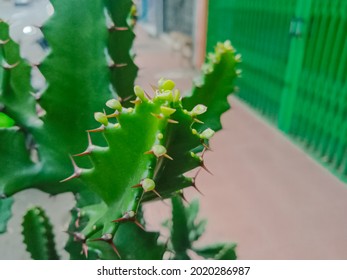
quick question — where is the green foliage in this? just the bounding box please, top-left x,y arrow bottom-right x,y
0,0 -> 240,260
164,196 -> 237,260
22,207 -> 59,260
0,0 -> 137,230
184,41 -> 241,132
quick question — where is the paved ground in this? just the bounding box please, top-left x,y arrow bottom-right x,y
1,2 -> 347,259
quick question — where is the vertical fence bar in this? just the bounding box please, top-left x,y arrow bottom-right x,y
278,0 -> 313,132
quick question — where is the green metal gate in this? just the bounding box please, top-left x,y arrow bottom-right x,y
207,0 -> 347,181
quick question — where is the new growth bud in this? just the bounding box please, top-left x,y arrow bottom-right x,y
142,178 -> 155,192
200,128 -> 215,139
94,112 -> 108,126
106,99 -> 122,111
134,85 -> 147,101
160,106 -> 176,117
152,144 -> 167,157
158,79 -> 175,91
191,104 -> 207,116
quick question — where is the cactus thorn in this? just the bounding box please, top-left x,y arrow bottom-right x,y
202,142 -> 212,151
179,191 -> 189,203
163,153 -> 173,160
90,233 -> 121,257
201,146 -> 208,156
73,150 -> 91,157
193,118 -> 204,124
106,112 -> 119,118
119,95 -> 133,103
70,154 -> 80,170
130,99 -> 141,105
74,133 -> 94,157
193,185 -> 204,196
82,242 -> 88,258
134,219 -> 145,231
0,39 -> 10,45
107,240 -> 122,259
151,113 -> 163,120
109,241 -> 121,258
60,172 -> 80,183
87,126 -> 105,133
152,189 -> 169,206
2,61 -> 20,69
109,25 -> 129,31
152,189 -> 162,199
60,156 -> 82,182
150,84 -> 158,92
74,209 -> 82,228
167,119 -> 179,124
110,63 -> 128,68
200,161 -> 213,175
112,211 -> 136,223
112,217 -> 127,223
192,181 -> 204,195
75,218 -> 80,228
131,183 -> 142,189
91,233 -> 110,242
143,90 -> 152,99
65,231 -> 86,242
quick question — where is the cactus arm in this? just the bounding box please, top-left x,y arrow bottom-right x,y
167,196 -> 237,260
70,96 -> 175,241
37,0 -> 113,173
170,196 -> 191,259
0,197 -> 13,233
87,223 -> 165,260
1,0 -> 140,198
0,21 -> 42,198
151,42 -> 240,198
182,41 -> 240,132
0,21 -> 39,129
0,128 -> 43,201
65,204 -> 165,260
105,0 -> 138,103
67,41 -> 239,256
22,207 -> 60,260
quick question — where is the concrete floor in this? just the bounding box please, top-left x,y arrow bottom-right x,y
1,2 -> 347,259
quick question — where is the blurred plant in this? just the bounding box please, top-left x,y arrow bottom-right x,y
0,0 -> 240,259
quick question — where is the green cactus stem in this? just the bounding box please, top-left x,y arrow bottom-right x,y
0,0 -> 139,232
165,196 -> 237,260
22,206 -> 60,260
65,37 -> 240,257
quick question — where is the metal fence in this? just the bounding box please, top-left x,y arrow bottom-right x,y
207,0 -> 347,181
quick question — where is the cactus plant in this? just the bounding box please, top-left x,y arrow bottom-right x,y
0,0 -> 240,259
165,196 -> 237,260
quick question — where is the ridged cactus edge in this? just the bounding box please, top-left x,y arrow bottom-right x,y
62,41 -> 240,258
